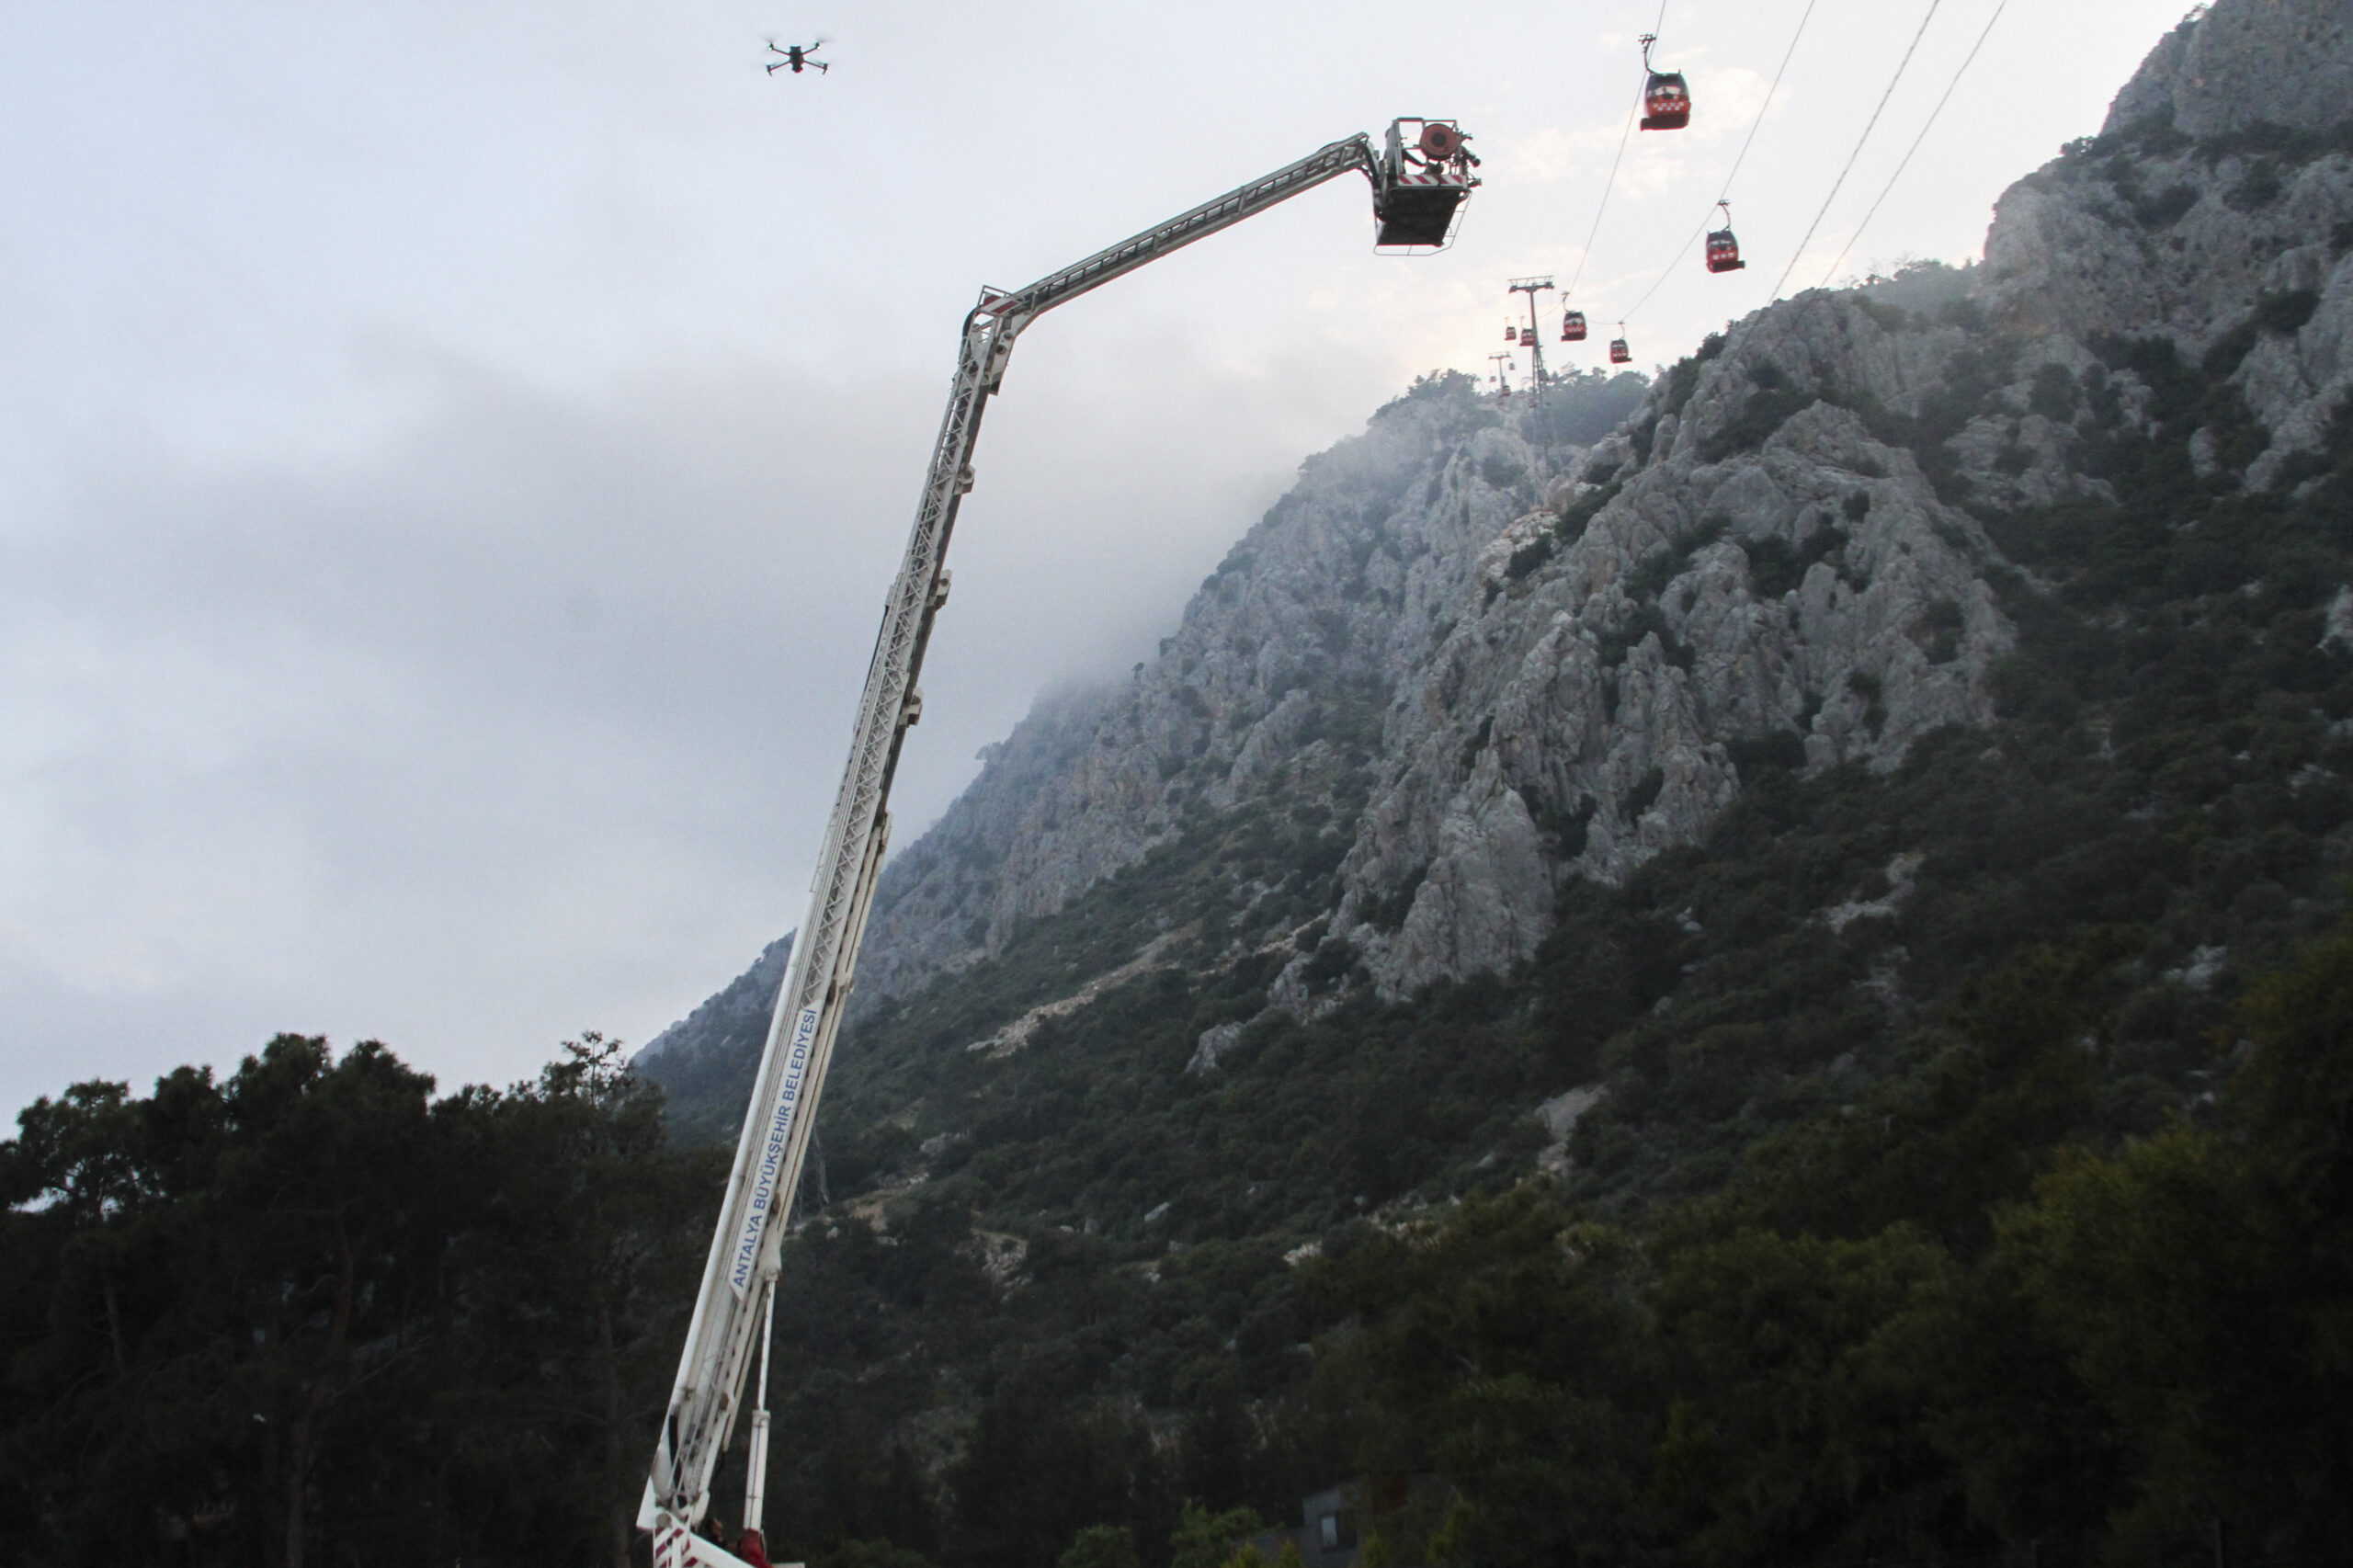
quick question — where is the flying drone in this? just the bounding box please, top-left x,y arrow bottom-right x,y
766,39 -> 828,74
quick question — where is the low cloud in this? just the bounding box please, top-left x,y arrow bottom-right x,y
0,317 -> 1410,1113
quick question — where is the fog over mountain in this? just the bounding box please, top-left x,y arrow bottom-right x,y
0,0 -> 2187,1116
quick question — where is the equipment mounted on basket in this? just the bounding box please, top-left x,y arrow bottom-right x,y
1374,119 -> 1482,252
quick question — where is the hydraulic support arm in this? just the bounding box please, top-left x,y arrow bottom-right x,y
645,123 -> 1472,1568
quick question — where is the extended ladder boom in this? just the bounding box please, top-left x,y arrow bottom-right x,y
646,120 -> 1475,1568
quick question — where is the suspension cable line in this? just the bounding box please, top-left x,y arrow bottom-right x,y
1565,0 -> 1671,300
1768,0 -> 1943,300
1815,0 -> 2009,287
1620,0 -> 1821,324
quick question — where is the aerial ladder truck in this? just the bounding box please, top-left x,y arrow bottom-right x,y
642,117 -> 1481,1568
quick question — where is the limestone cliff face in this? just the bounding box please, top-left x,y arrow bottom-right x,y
857,274 -> 2040,1006
847,379 -> 1597,1014
657,0 -> 2353,1051
1336,0 -> 2353,996
1981,0 -> 2353,489
855,278 -> 2028,1008
2104,0 -> 2353,144
849,682 -> 1120,1009
1339,340 -> 2016,997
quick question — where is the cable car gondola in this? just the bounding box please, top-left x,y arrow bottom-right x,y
1561,310 -> 1587,343
1505,322 -> 1518,344
1705,201 -> 1745,273
1639,34 -> 1690,131
1609,328 -> 1632,366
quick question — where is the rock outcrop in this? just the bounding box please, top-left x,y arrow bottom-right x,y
1982,1 -> 2353,490
2104,0 -> 2353,143
845,374 -> 1643,1017
1339,354 -> 2014,995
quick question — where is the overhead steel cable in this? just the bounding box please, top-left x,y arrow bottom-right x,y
1566,0 -> 1672,300
1620,0 -> 1822,324
1816,0 -> 2010,286
1768,0 -> 1944,300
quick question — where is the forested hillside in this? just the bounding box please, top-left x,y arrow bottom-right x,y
0,1037 -> 723,1566
11,922 -> 2350,1564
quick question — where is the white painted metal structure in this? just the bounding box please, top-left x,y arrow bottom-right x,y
643,119 -> 1477,1568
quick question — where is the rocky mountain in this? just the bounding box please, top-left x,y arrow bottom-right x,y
617,4 -> 2353,1561
838,328 -> 2013,1021
648,0 -> 2353,1107
643,369 -> 1643,1071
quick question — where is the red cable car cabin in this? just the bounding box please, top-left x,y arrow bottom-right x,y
1505,323 -> 1518,344
1561,311 -> 1587,343
1609,335 -> 1632,366
1642,71 -> 1690,131
1705,204 -> 1745,272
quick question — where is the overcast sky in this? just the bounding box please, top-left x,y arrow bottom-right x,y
1,0 -> 2193,1115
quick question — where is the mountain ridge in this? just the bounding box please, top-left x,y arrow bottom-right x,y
652,3 -> 2353,1101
